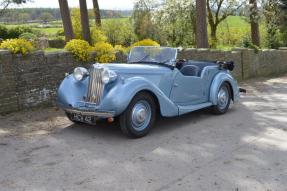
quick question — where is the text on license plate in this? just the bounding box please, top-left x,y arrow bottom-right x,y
72,113 -> 94,124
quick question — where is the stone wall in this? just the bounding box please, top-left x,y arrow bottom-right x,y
0,48 -> 287,114
0,50 -> 92,114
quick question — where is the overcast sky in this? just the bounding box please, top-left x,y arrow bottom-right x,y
12,0 -> 135,10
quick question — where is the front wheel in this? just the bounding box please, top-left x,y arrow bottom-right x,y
119,92 -> 156,138
211,82 -> 231,114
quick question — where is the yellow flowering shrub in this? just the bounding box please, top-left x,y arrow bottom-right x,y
114,45 -> 127,54
65,39 -> 92,62
94,42 -> 116,63
0,39 -> 34,55
91,27 -> 108,44
131,39 -> 160,47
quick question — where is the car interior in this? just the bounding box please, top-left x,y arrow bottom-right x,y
176,60 -> 217,77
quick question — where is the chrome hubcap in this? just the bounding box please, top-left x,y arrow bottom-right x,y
217,86 -> 229,110
131,100 -> 151,131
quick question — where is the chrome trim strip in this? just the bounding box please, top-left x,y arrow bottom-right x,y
65,109 -> 115,118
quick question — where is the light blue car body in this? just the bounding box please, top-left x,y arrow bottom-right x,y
57,47 -> 240,118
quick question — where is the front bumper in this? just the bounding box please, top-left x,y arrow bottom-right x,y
64,108 -> 115,118
58,100 -> 116,119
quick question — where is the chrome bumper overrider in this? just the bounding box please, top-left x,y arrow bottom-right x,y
65,108 -> 115,118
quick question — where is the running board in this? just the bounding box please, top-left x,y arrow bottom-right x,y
178,102 -> 213,115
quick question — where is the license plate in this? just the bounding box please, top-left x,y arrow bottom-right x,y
72,113 -> 94,124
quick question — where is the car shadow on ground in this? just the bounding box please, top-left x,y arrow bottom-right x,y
58,107 -> 215,139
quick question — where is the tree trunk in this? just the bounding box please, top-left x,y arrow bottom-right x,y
250,0 -> 260,46
79,0 -> 91,44
92,0 -> 101,27
195,0 -> 209,48
58,0 -> 74,41
210,24 -> 217,48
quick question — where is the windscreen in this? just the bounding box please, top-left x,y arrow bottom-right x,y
128,46 -> 177,65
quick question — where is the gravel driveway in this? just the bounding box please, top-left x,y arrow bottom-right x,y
0,75 -> 287,191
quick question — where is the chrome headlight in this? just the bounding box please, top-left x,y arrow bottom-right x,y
73,67 -> 88,81
101,69 -> 117,84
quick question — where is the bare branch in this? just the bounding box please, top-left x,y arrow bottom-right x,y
215,0 -> 224,23
206,0 -> 215,27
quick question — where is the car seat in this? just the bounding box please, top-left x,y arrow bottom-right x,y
180,65 -> 199,77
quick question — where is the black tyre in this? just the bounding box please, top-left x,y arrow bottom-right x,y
119,92 -> 156,138
211,82 -> 231,115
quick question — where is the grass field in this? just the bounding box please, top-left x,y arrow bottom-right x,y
214,16 -> 266,50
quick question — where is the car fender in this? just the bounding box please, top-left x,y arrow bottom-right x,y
57,75 -> 89,108
209,71 -> 240,105
100,76 -> 179,117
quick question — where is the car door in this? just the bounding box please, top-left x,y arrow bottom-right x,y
170,71 -> 206,105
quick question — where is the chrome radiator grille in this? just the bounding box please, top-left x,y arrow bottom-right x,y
86,67 -> 104,104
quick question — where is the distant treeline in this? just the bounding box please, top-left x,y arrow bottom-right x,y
0,8 -> 132,23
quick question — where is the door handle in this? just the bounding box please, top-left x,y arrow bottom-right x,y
173,83 -> 179,87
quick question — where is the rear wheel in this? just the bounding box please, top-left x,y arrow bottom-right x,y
119,92 -> 156,138
211,82 -> 231,114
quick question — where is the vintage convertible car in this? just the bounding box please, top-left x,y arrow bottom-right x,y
57,46 -> 243,138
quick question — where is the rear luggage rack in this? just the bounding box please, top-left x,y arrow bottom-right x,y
217,61 -> 235,71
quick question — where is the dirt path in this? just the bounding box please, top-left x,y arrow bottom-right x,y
0,75 -> 287,191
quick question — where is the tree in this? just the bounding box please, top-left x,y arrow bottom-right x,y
102,18 -> 136,46
131,0 -> 160,41
71,8 -> 82,39
263,0 -> 280,48
278,0 -> 287,46
18,12 -> 31,23
249,0 -> 260,46
207,0 -> 245,47
0,0 -> 29,16
39,12 -> 53,23
196,0 -> 209,48
58,0 -> 74,41
92,0 -> 101,26
155,0 -> 197,47
79,0 -> 91,44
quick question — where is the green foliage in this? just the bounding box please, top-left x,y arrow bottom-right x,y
154,0 -> 196,47
0,25 -> 35,40
7,26 -> 33,39
65,39 -> 92,62
102,19 -> 137,46
216,18 -> 250,47
71,8 -> 109,44
39,12 -> 54,22
94,42 -> 116,63
56,29 -> 65,36
114,45 -> 127,54
131,0 -> 161,42
277,0 -> 287,46
0,8 -> 132,24
0,25 -> 9,39
19,32 -> 37,41
0,39 -> 34,55
90,26 -> 108,44
262,0 -> 281,48
71,8 -> 82,39
242,36 -> 260,52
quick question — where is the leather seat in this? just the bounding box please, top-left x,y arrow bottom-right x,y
180,65 -> 199,77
